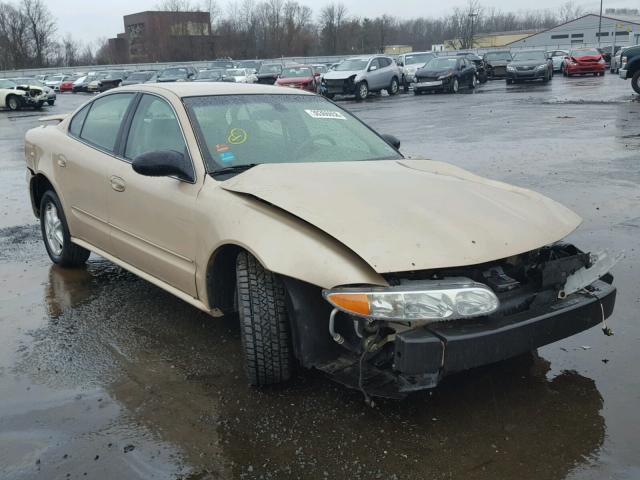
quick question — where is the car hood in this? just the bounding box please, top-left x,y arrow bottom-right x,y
511,60 -> 544,67
220,159 -> 582,274
487,60 -> 510,66
323,70 -> 362,80
417,68 -> 454,77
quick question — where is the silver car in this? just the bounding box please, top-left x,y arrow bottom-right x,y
321,55 -> 401,100
610,47 -> 629,74
397,52 -> 437,91
547,50 -> 569,72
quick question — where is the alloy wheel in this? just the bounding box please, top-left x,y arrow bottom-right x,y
44,201 -> 64,256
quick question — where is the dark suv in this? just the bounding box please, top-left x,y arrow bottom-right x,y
619,45 -> 640,94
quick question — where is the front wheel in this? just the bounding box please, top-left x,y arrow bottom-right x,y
40,190 -> 90,267
355,81 -> 369,100
47,100 -> 55,106
470,74 -> 477,89
236,251 -> 293,386
632,71 -> 640,95
6,95 -> 20,111
450,77 -> 459,93
388,76 -> 399,95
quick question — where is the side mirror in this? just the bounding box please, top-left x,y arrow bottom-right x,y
132,150 -> 193,182
369,65 -> 378,71
381,134 -> 400,150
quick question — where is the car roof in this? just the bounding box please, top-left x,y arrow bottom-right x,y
118,82 -> 316,98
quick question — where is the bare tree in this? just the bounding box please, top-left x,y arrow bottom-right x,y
20,0 -> 56,66
558,1 -> 585,23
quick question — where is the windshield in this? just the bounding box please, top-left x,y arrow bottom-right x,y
512,51 -> 546,61
404,53 -> 435,65
335,59 -> 369,71
0,79 -> 17,88
425,58 -> 457,69
572,49 -> 600,57
184,94 -> 401,172
485,52 -> 512,61
226,69 -> 245,76
259,64 -> 281,74
281,67 -> 312,78
160,68 -> 187,78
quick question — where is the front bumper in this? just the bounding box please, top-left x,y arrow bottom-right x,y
567,63 -> 605,74
413,76 -> 451,91
506,69 -> 547,81
619,68 -> 629,79
321,279 -> 615,397
322,79 -> 357,95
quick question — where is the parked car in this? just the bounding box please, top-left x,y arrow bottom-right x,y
121,71 -> 156,86
58,77 -> 77,93
209,59 -> 235,70
24,83 -> 618,397
562,48 -> 606,77
157,66 -> 197,83
506,50 -> 553,84
547,50 -> 569,71
311,64 -> 328,81
321,55 -> 400,100
222,68 -> 258,83
12,77 -> 56,105
483,50 -> 512,78
610,47 -> 630,74
275,65 -> 319,92
396,51 -> 437,92
235,60 -> 262,73
87,71 -> 127,93
45,74 -> 73,92
256,63 -> 283,85
619,44 -> 640,93
456,52 -> 489,83
0,78 -> 47,110
194,69 -> 226,82
413,56 -> 477,94
597,47 -> 612,67
72,74 -> 95,93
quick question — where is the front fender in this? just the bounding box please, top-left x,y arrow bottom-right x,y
195,182 -> 387,306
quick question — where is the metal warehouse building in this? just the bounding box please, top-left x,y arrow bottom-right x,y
507,13 -> 640,50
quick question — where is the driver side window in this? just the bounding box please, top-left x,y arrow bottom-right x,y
124,94 -> 189,165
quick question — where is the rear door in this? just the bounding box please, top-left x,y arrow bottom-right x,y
367,58 -> 383,90
107,93 -> 200,296
56,92 -> 136,253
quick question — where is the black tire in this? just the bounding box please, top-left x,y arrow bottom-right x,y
236,251 -> 293,386
632,71 -> 640,95
40,190 -> 90,267
413,88 -> 422,95
542,71 -> 550,83
506,78 -> 512,85
47,100 -> 55,106
479,72 -> 488,84
6,94 -> 20,111
402,76 -> 409,93
470,74 -> 477,89
449,77 -> 459,93
355,81 -> 369,101
388,76 -> 399,95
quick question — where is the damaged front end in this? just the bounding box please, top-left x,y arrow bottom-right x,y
284,243 -> 619,399
15,85 -> 46,107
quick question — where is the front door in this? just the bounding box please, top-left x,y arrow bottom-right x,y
107,93 -> 199,297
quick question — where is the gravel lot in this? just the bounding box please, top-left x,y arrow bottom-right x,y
1,74 -> 639,480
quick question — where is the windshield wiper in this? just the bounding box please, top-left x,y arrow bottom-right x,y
210,163 -> 260,178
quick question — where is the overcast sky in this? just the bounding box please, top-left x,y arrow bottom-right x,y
48,0 -> 638,44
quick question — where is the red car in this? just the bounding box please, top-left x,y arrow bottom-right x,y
562,48 -> 606,77
59,78 -> 76,92
275,65 -> 319,92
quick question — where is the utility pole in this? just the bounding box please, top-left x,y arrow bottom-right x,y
598,0 -> 604,46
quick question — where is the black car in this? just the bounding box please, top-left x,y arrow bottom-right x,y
156,66 -> 197,83
414,56 -> 478,94
96,70 -> 128,92
506,50 -> 553,84
619,45 -> 640,94
456,52 -> 488,83
483,50 -> 512,78
256,63 -> 283,84
121,70 -> 156,86
71,73 -> 95,93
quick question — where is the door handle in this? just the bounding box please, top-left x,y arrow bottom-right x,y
110,175 -> 126,192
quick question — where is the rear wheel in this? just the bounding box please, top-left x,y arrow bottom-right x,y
632,71 -> 640,95
355,81 -> 369,101
450,77 -> 459,93
236,251 -> 293,386
6,95 -> 20,111
40,190 -> 90,267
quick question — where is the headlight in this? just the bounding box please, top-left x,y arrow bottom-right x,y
622,56 -> 628,66
323,278 -> 499,322
598,58 -> 605,64
437,73 -> 452,80
537,64 -> 547,70
506,65 -> 516,71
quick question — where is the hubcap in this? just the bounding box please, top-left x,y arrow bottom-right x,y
453,79 -> 458,92
44,202 -> 64,256
391,80 -> 398,93
360,84 -> 367,97
9,97 -> 18,109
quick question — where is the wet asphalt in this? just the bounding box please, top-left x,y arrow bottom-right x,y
0,75 -> 639,480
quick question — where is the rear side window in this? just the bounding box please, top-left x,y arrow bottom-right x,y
69,104 -> 90,137
79,93 -> 135,152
